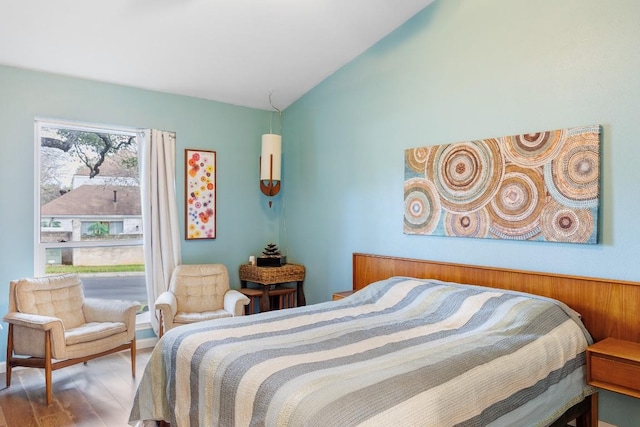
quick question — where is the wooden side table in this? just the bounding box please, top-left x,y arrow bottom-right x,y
239,263 -> 306,313
332,291 -> 353,301
586,337 -> 640,398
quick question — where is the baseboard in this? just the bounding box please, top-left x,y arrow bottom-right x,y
0,337 -> 158,374
137,336 -> 159,349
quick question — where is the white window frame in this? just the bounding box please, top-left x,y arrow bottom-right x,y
33,118 -> 143,275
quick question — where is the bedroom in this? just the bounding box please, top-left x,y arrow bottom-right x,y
1,0 -> 639,426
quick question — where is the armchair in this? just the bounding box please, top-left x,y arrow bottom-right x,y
3,273 -> 140,405
155,264 -> 249,337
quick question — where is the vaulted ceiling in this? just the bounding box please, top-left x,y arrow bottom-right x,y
1,0 -> 435,110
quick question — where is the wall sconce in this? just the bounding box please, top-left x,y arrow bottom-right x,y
260,133 -> 281,207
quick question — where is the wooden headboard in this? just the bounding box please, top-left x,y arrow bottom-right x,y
353,253 -> 640,343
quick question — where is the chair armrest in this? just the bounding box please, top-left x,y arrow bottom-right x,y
3,312 -> 63,331
83,298 -> 141,324
155,291 -> 177,332
155,291 -> 177,316
224,290 -> 250,316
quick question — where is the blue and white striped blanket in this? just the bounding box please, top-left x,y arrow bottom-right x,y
130,277 -> 595,427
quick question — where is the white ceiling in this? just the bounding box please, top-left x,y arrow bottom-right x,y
0,0 -> 435,111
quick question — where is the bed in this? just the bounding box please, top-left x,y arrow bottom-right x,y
129,253 -> 640,427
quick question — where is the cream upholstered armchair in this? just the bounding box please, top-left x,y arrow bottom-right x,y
3,273 -> 140,405
155,264 -> 249,337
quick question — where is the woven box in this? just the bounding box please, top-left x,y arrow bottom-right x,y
239,263 -> 305,285
257,256 -> 287,267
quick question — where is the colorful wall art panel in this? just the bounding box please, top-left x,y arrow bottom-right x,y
404,125 -> 600,244
185,149 -> 216,240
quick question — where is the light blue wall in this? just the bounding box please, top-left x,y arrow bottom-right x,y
283,0 -> 640,425
1,0 -> 639,424
0,65 -> 281,352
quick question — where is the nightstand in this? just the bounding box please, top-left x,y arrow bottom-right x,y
239,263 -> 306,312
586,337 -> 640,398
332,291 -> 353,301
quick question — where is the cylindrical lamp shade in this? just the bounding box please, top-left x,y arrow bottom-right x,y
260,134 -> 282,181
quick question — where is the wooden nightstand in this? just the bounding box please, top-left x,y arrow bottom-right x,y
586,337 -> 640,398
332,291 -> 353,301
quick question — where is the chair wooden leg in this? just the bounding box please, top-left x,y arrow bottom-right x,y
158,311 -> 164,338
5,324 -> 13,387
44,330 -> 53,405
131,337 -> 136,377
7,326 -> 136,406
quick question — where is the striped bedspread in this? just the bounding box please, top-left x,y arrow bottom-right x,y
130,277 -> 595,427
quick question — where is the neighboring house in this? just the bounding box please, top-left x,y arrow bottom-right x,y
40,184 -> 143,266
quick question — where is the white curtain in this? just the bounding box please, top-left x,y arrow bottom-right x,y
139,129 -> 182,335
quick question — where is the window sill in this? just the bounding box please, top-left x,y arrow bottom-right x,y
136,310 -> 151,330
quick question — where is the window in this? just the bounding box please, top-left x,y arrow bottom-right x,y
80,220 -> 124,236
35,120 -> 147,313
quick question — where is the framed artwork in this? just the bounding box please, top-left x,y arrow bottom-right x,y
185,149 -> 216,240
404,125 -> 601,244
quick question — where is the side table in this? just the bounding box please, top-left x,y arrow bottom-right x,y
332,291 -> 353,301
239,263 -> 306,313
586,337 -> 640,398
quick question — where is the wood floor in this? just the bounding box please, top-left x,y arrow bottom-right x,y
0,347 -> 152,427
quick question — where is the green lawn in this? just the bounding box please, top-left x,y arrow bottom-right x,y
45,264 -> 145,274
